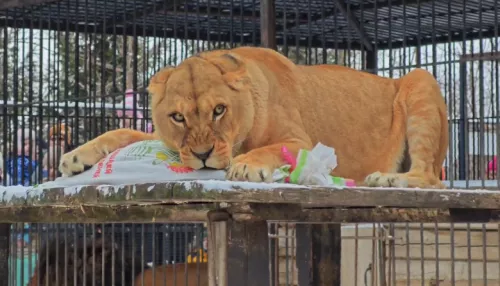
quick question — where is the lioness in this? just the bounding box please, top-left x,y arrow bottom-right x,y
59,47 -> 448,188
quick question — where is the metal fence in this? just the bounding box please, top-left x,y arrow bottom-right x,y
4,187 -> 500,286
1,0 -> 500,285
11,223 -> 205,285
10,221 -> 500,285
1,0 -> 499,187
9,222 -> 207,285
269,222 -> 500,285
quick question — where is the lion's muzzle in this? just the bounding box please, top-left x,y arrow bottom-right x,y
191,146 -> 214,163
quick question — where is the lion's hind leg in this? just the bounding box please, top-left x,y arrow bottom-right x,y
364,69 -> 449,189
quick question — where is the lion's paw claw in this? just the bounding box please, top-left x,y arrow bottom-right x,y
364,171 -> 408,188
225,161 -> 273,183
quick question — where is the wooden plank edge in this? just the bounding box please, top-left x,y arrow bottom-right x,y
5,181 -> 500,209
0,203 -> 498,223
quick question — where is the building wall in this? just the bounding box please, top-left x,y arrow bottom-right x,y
277,223 -> 500,286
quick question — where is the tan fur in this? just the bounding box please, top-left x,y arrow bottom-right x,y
28,262 -> 207,286
134,263 -> 208,286
59,47 -> 449,188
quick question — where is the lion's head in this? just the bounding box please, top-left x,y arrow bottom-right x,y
148,52 -> 255,170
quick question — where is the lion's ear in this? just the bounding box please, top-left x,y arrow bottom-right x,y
148,66 -> 174,98
209,53 -> 250,91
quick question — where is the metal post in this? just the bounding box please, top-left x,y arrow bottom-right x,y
260,0 -> 277,50
366,50 -> 378,74
459,60 -> 467,180
0,223 -> 10,286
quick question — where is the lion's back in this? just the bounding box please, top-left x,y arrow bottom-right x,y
229,47 -> 397,102
222,47 -> 399,142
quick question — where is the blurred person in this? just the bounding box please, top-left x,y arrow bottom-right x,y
116,89 -> 153,133
15,223 -> 32,248
5,129 -> 41,186
487,156 -> 497,179
0,153 -> 3,184
10,223 -> 37,286
42,123 -> 75,182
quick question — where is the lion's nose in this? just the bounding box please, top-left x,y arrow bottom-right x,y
192,146 -> 214,161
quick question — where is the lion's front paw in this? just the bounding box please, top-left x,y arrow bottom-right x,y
364,171 -> 409,188
58,144 -> 106,177
225,156 -> 274,183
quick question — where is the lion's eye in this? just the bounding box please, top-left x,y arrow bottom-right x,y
213,104 -> 226,118
170,113 -> 185,123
